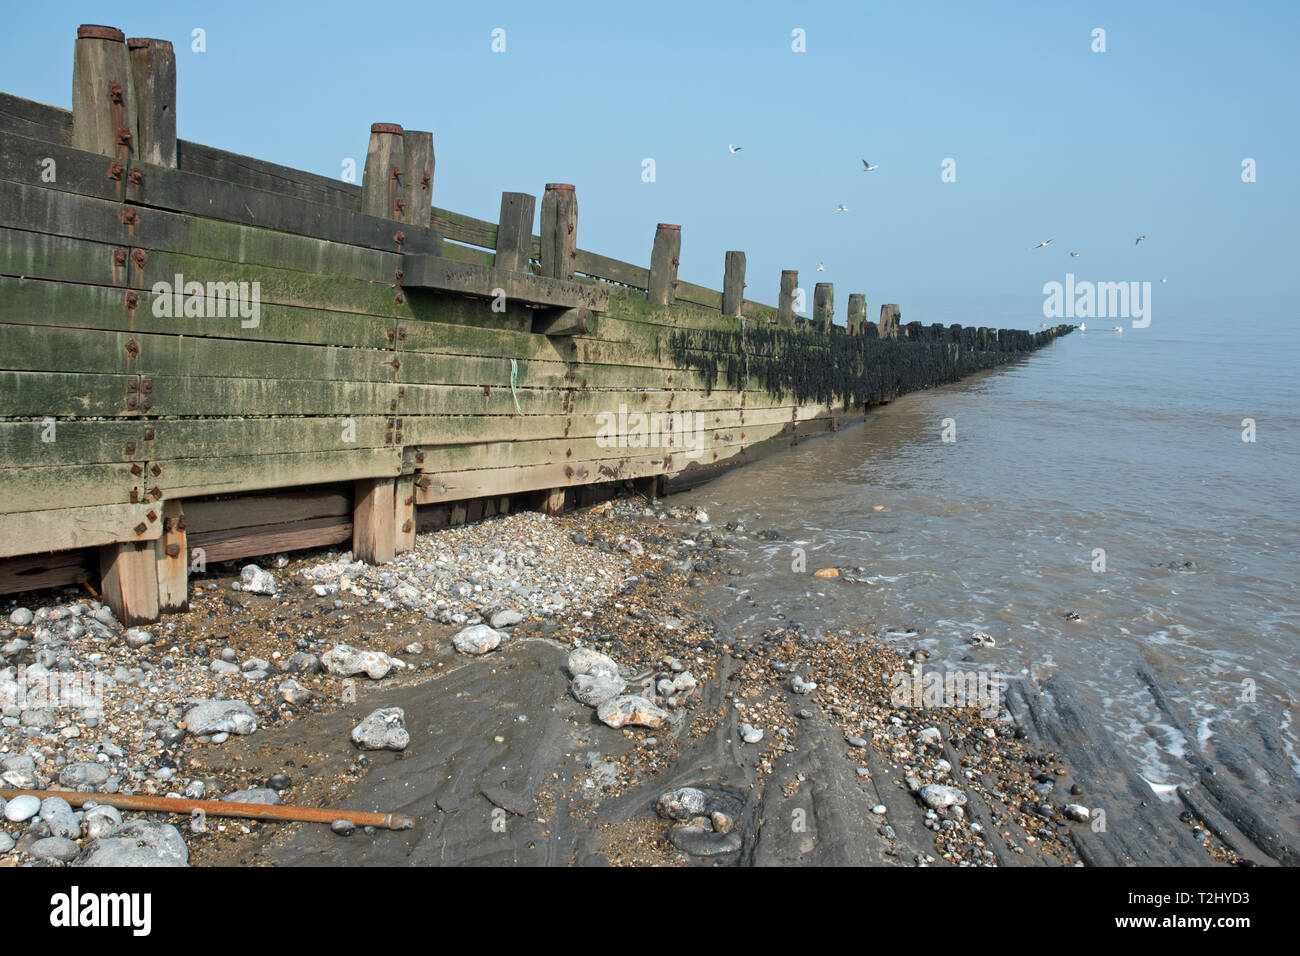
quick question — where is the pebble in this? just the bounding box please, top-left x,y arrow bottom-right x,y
59,762 -> 110,790
184,699 -> 258,736
489,609 -> 524,628
351,707 -> 410,751
740,723 -> 763,744
239,564 -> 279,596
918,784 -> 968,810
4,794 -> 40,822
657,787 -> 708,821
571,673 -> 626,707
8,608 -> 33,626
76,820 -> 189,866
320,643 -> 398,679
31,836 -> 80,862
332,819 -> 356,836
596,695 -> 668,730
451,624 -> 505,656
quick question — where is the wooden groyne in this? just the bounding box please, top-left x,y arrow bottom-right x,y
0,25 -> 1072,625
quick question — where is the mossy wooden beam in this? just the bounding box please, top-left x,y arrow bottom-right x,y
401,254 -> 608,311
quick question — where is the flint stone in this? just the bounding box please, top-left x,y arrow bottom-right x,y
351,707 -> 410,751
59,762 -> 110,790
452,624 -> 504,656
84,804 -> 123,839
239,564 -> 278,596
75,820 -> 189,867
184,699 -> 258,736
567,647 -> 619,679
283,651 -> 321,675
571,673 -> 626,706
8,608 -> 33,626
123,629 -> 154,648
278,679 -> 312,705
596,695 -> 668,730
4,794 -> 40,822
321,644 -> 397,679
657,787 -> 708,821
31,836 -> 80,862
919,784 -> 968,810
490,609 -> 524,628
222,788 -> 281,805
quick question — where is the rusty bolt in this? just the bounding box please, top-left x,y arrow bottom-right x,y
397,326 -> 406,340
177,515 -> 187,530
393,231 -> 405,246
143,426 -> 155,440
395,292 -> 404,305
390,358 -> 401,371
113,249 -> 127,267
124,291 -> 139,310
130,488 -> 139,502
119,207 -> 139,226
116,127 -> 133,147
128,168 -> 143,186
415,452 -> 425,464
123,441 -> 137,456
109,82 -> 125,105
149,486 -> 161,500
133,522 -> 147,535
390,165 -> 402,181
131,248 -> 146,267
402,519 -> 413,533
141,399 -> 152,412
124,338 -> 139,357
165,543 -> 181,558
150,463 -> 161,476
386,328 -> 396,342
421,171 -> 431,188
146,509 -> 158,522
671,256 -> 679,267
394,197 -> 406,212
164,516 -> 176,532
107,161 -> 124,181
131,462 -> 143,476
126,397 -> 139,411
395,267 -> 404,280
389,399 -> 398,411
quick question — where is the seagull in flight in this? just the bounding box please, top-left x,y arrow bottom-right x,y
817,262 -> 826,272
1135,234 -> 1146,245
861,160 -> 878,171
728,144 -> 742,154
1069,251 -> 1080,257
1031,238 -> 1054,250
1160,277 -> 1168,283
835,203 -> 849,212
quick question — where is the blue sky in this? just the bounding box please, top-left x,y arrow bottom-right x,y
3,1 -> 1297,328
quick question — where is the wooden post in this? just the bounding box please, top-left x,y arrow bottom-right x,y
401,130 -> 434,228
361,123 -> 405,220
394,474 -> 416,554
847,294 -> 866,335
496,192 -> 537,273
353,478 -> 396,564
813,283 -> 833,332
72,25 -> 135,161
536,488 -> 567,516
879,304 -> 901,339
647,223 -> 681,306
539,184 -> 577,280
155,500 -> 188,613
126,38 -> 176,168
99,541 -> 159,626
778,270 -> 798,327
722,251 -> 746,316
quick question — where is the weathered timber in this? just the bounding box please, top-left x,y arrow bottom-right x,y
98,539 -> 159,626
401,130 -> 434,228
846,293 -> 866,335
722,251 -> 746,316
155,498 -> 187,612
539,183 -> 577,280
573,248 -> 648,289
353,478 -> 396,564
394,474 -> 417,553
0,549 -> 97,595
361,123 -> 405,220
400,254 -> 608,311
647,223 -> 681,306
188,515 -> 351,566
813,282 -> 833,332
182,488 -> 350,534
778,270 -> 798,327
879,303 -> 900,339
126,38 -> 176,168
0,503 -> 161,559
532,307 -> 593,337
71,25 -> 134,161
495,192 -> 536,273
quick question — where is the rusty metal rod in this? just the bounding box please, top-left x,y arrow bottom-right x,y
0,788 -> 414,830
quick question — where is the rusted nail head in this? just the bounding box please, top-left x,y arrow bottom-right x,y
78,25 -> 125,41
371,123 -> 404,135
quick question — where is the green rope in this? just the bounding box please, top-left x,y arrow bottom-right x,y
510,358 -> 522,414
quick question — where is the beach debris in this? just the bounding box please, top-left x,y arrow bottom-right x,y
596,695 -> 668,730
971,631 -> 996,647
813,567 -> 839,578
740,723 -> 763,744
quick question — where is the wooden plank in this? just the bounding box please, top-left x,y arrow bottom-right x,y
437,240 -> 496,268
394,474 -> 416,553
0,502 -> 160,559
176,140 -> 357,208
539,183 -> 577,280
188,515 -> 351,565
0,92 -> 72,144
98,540 -> 159,626
401,130 -> 434,229
532,307 -> 593,337
72,25 -> 134,161
495,192 -> 535,273
154,448 -> 402,500
361,123 -> 405,220
127,37 -> 176,168
400,254 -> 609,311
648,223 -> 681,306
0,461 -> 142,513
573,248 -> 648,289
432,207 -> 498,249
353,477 -> 396,564
723,251 -> 745,316
537,488 -> 567,516
674,279 -> 722,311
0,549 -> 95,595
181,488 -> 351,534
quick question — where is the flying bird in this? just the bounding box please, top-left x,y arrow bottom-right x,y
1031,239 -> 1054,250
1160,277 -> 1168,283
861,160 -> 878,171
1069,251 -> 1080,257
1135,235 -> 1146,245
817,262 -> 826,272
835,204 -> 849,212
728,144 -> 742,153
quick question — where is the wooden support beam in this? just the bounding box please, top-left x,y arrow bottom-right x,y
847,293 -> 866,335
155,499 -> 188,612
72,24 -> 134,161
498,496 -> 510,515
647,223 -> 681,306
353,477 -> 396,564
400,254 -> 607,311
532,307 -> 593,337
394,474 -> 416,554
813,282 -> 833,332
127,38 -> 176,168
539,183 -> 577,280
634,475 -> 661,500
401,130 -> 434,228
879,303 -> 901,339
723,251 -> 746,316
361,123 -> 405,220
495,191 -> 536,273
778,270 -> 798,327
536,487 -> 567,516
99,540 -> 159,625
